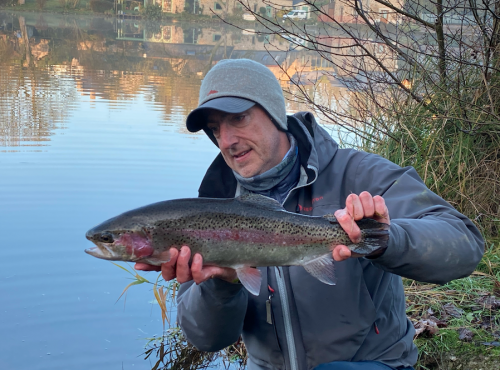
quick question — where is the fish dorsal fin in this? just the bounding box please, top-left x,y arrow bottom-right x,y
236,193 -> 285,212
303,253 -> 337,285
322,214 -> 339,224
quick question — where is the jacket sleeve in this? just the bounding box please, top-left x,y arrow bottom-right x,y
354,153 -> 484,284
176,278 -> 248,351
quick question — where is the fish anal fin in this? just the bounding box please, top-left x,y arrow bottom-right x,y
302,254 -> 337,285
236,266 -> 262,296
236,193 -> 285,212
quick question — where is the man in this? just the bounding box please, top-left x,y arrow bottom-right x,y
136,59 -> 484,370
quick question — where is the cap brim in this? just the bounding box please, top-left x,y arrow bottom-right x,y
186,97 -> 256,132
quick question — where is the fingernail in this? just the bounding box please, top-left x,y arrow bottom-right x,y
180,247 -> 188,256
193,254 -> 201,263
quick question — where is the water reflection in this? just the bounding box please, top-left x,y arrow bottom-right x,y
0,11 -> 379,151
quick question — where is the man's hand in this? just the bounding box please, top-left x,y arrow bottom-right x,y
332,191 -> 390,262
135,246 -> 237,284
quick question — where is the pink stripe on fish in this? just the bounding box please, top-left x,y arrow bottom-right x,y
183,229 -> 327,245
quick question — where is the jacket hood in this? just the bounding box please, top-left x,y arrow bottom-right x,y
288,112 -> 339,178
199,112 -> 339,198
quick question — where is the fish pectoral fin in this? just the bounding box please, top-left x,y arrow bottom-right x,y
303,254 -> 337,285
236,266 -> 262,296
139,250 -> 171,266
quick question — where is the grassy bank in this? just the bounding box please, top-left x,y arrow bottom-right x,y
407,239 -> 500,369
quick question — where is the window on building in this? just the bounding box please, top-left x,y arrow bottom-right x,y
163,0 -> 172,12
266,6 -> 272,17
162,26 -> 172,41
380,9 -> 388,19
213,34 -> 222,41
214,2 -> 222,10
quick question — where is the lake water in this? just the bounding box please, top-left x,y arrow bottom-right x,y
0,11 -> 346,370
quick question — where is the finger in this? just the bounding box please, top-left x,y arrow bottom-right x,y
190,253 -> 205,283
334,208 -> 361,243
134,263 -> 161,272
160,247 -> 179,281
346,194 -> 364,220
332,245 -> 351,261
359,191 -> 375,218
176,246 -> 193,284
373,196 -> 390,224
192,254 -> 237,284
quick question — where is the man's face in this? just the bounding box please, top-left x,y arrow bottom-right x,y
206,106 -> 290,178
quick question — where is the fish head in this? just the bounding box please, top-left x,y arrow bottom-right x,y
85,222 -> 154,262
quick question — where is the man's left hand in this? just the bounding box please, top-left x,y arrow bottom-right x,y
332,191 -> 390,261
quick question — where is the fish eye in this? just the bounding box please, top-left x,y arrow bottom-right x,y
99,232 -> 114,243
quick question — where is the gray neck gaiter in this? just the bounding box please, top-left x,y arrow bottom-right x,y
233,134 -> 298,192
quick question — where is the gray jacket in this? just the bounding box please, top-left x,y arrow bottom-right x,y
177,112 -> 484,370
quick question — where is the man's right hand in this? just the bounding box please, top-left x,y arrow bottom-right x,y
134,246 -> 238,285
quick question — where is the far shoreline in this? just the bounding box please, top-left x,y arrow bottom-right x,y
0,5 -> 263,25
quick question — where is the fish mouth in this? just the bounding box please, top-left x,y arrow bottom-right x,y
85,243 -> 119,261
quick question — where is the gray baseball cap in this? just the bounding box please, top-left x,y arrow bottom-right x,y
186,59 -> 288,133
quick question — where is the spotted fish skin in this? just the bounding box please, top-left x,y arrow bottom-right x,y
85,193 -> 389,295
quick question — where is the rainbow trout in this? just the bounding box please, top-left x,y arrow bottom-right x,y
85,193 -> 389,295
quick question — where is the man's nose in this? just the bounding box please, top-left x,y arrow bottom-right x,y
217,122 -> 238,149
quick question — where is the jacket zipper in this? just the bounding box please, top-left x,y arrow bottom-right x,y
282,165 -> 318,206
277,164 -> 317,370
275,266 -> 299,370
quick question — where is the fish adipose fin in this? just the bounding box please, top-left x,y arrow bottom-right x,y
303,254 -> 337,285
236,266 -> 262,296
322,214 -> 338,223
236,193 -> 285,212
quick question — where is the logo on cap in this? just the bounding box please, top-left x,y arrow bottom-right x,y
207,90 -> 218,96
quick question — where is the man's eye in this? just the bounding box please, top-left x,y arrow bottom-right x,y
207,126 -> 219,132
233,115 -> 246,123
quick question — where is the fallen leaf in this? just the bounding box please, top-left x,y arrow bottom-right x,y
429,316 -> 447,328
458,328 -> 474,341
443,303 -> 464,318
475,295 -> 500,310
413,319 -> 439,337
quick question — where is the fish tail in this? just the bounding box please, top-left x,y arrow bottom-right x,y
350,218 -> 390,257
